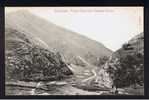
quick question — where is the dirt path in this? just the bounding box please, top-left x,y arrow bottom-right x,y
82,69 -> 97,83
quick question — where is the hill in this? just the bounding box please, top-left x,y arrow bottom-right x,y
100,32 -> 144,91
113,32 -> 144,58
5,28 -> 73,81
5,10 -> 112,66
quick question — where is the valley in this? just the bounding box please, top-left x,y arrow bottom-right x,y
5,10 -> 144,96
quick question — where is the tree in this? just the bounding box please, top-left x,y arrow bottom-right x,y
107,53 -> 144,93
98,56 -> 109,66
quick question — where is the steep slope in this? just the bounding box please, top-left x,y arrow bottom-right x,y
99,32 -> 144,89
5,10 -> 112,66
113,33 -> 144,58
5,28 -> 73,81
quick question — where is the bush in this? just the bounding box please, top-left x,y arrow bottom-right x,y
107,53 -> 144,89
99,56 -> 109,66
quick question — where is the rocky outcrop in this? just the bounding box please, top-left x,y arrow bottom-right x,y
97,67 -> 113,88
5,28 -> 73,81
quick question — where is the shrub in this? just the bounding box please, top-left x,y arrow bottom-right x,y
107,53 -> 144,89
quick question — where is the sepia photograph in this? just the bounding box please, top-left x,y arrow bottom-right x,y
5,7 -> 144,95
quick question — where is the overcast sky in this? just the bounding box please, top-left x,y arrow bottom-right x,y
5,7 -> 143,51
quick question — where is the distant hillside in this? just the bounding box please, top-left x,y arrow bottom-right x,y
5,28 -> 73,81
114,33 -> 144,58
5,10 -> 112,66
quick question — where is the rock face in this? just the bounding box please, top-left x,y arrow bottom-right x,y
97,66 -> 113,88
5,10 -> 112,66
99,33 -> 144,88
5,28 -> 73,81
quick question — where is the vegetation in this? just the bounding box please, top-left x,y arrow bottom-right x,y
5,28 -> 73,81
122,43 -> 134,50
107,53 -> 144,90
98,56 -> 109,66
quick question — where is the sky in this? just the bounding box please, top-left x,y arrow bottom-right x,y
5,7 -> 144,51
